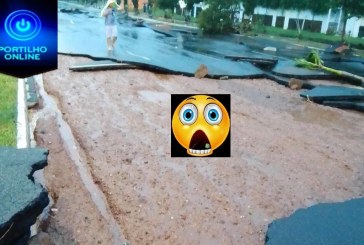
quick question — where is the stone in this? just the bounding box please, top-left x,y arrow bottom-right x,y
0,147 -> 49,245
288,78 -> 303,90
194,64 -> 208,79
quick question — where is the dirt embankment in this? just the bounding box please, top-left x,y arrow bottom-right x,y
33,55 -> 364,244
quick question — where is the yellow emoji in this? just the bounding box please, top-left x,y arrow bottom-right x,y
172,95 -> 230,156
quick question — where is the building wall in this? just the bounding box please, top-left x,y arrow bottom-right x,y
253,6 -> 364,37
347,17 -> 364,37
254,7 -> 328,32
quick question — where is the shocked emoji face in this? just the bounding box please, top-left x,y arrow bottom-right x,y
172,95 -> 230,156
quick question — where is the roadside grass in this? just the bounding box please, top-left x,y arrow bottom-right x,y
253,25 -> 364,50
0,74 -> 17,146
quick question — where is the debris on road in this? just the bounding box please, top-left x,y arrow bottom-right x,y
288,78 -> 303,90
194,64 -> 208,78
295,50 -> 364,87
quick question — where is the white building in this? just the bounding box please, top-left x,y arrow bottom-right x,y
192,2 -> 364,38
346,16 -> 364,38
253,6 -> 364,38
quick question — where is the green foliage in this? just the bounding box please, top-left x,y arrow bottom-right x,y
331,0 -> 364,18
326,28 -> 336,35
243,0 -> 258,15
253,0 -> 331,14
307,0 -> 332,14
187,0 -> 201,10
198,7 -> 234,34
238,19 -> 253,33
296,50 -> 364,85
0,74 -> 17,146
149,7 -> 198,23
164,8 -> 173,19
157,0 -> 174,10
198,0 -> 240,34
132,0 -> 139,13
306,49 -> 323,65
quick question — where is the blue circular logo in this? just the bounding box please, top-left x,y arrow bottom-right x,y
4,10 -> 42,41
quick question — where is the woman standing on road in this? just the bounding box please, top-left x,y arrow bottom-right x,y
101,0 -> 122,51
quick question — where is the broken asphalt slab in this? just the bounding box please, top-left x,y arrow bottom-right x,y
265,197 -> 364,245
69,60 -> 137,71
322,101 -> 364,112
264,72 -> 315,90
300,86 -> 364,103
224,55 -> 278,68
299,86 -> 364,112
323,61 -> 364,77
0,147 -> 49,245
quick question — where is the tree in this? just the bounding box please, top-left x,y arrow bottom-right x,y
198,0 -> 241,34
330,0 -> 364,41
132,0 -> 139,14
157,0 -> 174,10
187,0 -> 201,11
157,0 -> 175,18
243,0 -> 258,16
308,0 -> 332,14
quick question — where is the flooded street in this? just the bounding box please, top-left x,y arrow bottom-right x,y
33,55 -> 364,244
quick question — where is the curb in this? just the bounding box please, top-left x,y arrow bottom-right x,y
17,75 -> 45,238
16,78 -> 29,149
17,76 -> 40,149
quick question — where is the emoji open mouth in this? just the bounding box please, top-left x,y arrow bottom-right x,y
188,130 -> 211,155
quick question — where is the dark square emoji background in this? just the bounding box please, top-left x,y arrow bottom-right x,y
171,94 -> 231,157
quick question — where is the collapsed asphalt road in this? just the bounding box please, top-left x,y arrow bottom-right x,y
31,55 -> 364,244
58,2 -> 263,79
58,1 -> 364,79
19,2 -> 363,244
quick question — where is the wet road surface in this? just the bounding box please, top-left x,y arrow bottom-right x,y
58,3 -> 263,78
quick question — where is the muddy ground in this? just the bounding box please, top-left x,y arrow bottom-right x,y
32,55 -> 364,245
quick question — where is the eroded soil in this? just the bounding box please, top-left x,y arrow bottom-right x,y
34,55 -> 364,244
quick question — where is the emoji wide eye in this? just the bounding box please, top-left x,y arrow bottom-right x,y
179,103 -> 198,125
204,103 -> 222,125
